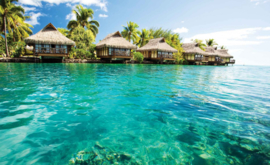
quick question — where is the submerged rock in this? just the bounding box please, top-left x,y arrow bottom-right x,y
68,144 -> 139,165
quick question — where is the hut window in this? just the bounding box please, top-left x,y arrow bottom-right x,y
61,45 -> 67,53
35,44 -> 42,53
109,48 -> 112,55
56,45 -> 60,53
44,44 -> 50,53
157,51 -> 160,57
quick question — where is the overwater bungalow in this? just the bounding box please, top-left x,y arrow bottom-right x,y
24,23 -> 75,60
137,38 -> 178,63
182,43 -> 235,65
96,31 -> 137,61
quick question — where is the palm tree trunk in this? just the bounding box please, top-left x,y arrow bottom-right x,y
4,16 -> 9,57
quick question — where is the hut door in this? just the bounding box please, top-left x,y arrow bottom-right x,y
148,51 -> 151,58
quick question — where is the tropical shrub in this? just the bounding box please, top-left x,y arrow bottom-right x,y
70,26 -> 95,50
133,52 -> 144,64
75,49 -> 86,59
69,47 -> 76,59
13,42 -> 26,57
89,44 -> 96,57
85,51 -> 93,59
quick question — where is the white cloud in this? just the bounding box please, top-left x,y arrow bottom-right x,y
181,21 -> 184,23
263,27 -> 270,30
66,3 -> 72,7
173,27 -> 189,34
250,0 -> 270,5
25,12 -> 45,25
99,14 -> 108,18
18,0 -> 108,11
184,27 -> 265,46
257,36 -> 270,39
66,13 -> 76,20
21,6 -> 36,12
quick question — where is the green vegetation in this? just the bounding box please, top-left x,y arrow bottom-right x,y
70,26 -> 95,50
0,0 -> 32,57
57,28 -> 69,37
192,39 -> 207,51
121,21 -> 140,43
13,41 -> 25,57
220,45 -> 226,49
137,29 -> 151,47
67,5 -> 99,36
206,39 -> 218,47
65,4 -> 99,59
133,52 -> 144,63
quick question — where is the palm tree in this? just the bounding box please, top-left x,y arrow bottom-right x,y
192,39 -> 206,51
67,5 -> 99,36
121,21 -> 140,43
0,0 -> 25,57
11,16 -> 33,41
205,39 -> 218,47
137,29 -> 151,47
57,28 -> 69,37
149,28 -> 174,40
220,45 -> 226,49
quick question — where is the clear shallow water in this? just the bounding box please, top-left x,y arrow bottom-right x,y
0,63 -> 270,165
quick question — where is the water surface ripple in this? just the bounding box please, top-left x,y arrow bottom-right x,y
0,63 -> 270,165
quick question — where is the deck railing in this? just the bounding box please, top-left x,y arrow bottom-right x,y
157,55 -> 174,59
202,57 -> 209,61
112,50 -> 131,56
195,57 -> 203,61
230,59 -> 235,63
35,48 -> 68,54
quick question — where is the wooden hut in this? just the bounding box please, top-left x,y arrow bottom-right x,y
24,23 -> 75,58
204,46 -> 222,65
182,43 -> 235,65
137,38 -> 177,62
182,43 -> 210,64
96,31 -> 137,60
216,49 -> 235,64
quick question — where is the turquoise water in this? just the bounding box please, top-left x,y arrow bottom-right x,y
0,63 -> 270,165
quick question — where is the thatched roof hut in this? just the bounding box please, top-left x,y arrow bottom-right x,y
182,43 -> 209,55
182,43 -> 233,58
24,23 -> 75,46
96,31 -> 137,49
137,38 -> 178,52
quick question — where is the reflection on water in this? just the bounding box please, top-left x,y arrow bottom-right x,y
0,63 -> 270,164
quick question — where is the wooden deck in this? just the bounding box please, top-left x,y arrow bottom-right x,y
97,55 -> 132,59
38,54 -> 68,57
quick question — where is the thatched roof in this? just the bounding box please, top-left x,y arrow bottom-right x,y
182,43 -> 233,58
204,46 -> 219,56
24,23 -> 75,46
137,38 -> 178,52
96,31 -> 137,49
216,49 -> 233,58
182,43 -> 209,56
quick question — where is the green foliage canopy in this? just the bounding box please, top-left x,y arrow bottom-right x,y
121,21 -> 140,43
70,26 -> 95,50
67,5 -> 99,37
206,39 -> 218,47
133,52 -> 144,63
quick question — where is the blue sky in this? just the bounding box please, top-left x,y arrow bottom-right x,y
18,0 -> 270,65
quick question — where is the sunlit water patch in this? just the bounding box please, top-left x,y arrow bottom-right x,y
0,63 -> 270,165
